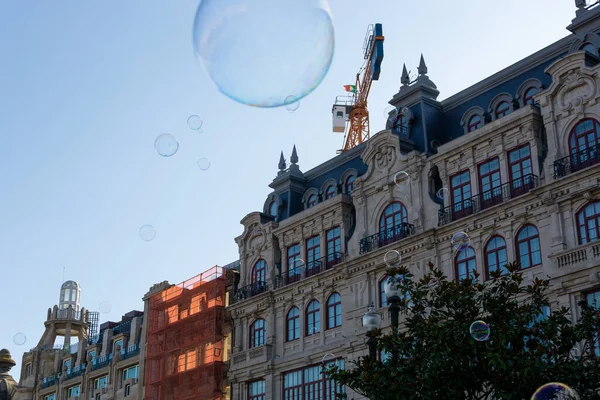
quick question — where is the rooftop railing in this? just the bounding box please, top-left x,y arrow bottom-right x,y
359,222 -> 415,255
553,145 -> 599,179
438,174 -> 538,227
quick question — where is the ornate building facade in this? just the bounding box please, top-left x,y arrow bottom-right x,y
14,281 -> 143,400
226,2 -> 600,399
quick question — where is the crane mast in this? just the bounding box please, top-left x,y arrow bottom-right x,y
332,24 -> 384,153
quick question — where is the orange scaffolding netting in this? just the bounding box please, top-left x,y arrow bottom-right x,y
145,266 -> 227,400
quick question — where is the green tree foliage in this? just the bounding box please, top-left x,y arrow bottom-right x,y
324,262 -> 600,399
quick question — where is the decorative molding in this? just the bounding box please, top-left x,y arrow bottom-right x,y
361,130 -> 400,180
460,106 -> 486,135
487,92 -> 516,121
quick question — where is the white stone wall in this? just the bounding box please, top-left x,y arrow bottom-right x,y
226,51 -> 600,400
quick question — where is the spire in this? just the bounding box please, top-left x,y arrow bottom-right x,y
418,54 -> 428,76
278,151 -> 286,171
401,64 -> 410,86
290,145 -> 298,165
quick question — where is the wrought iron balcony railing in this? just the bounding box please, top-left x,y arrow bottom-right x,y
359,222 -> 416,254
553,145 -> 599,179
438,174 -> 538,227
65,363 -> 86,380
286,252 -> 345,285
235,281 -> 268,301
42,374 -> 59,388
92,354 -> 112,371
121,343 -> 140,360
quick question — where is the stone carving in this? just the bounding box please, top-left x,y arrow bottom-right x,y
374,145 -> 396,172
557,71 -> 596,112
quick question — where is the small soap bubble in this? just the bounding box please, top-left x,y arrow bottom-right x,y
321,353 -> 336,367
384,105 -> 398,119
187,115 -> 203,130
436,188 -> 450,201
197,158 -> 211,171
469,320 -> 490,342
531,383 -> 579,400
192,0 -> 335,108
451,231 -> 471,251
393,171 -> 410,187
285,96 -> 300,112
13,332 -> 26,346
154,134 -> 179,157
308,325 -> 320,335
99,301 -> 112,314
384,250 -> 402,268
139,225 -> 156,242
291,258 -> 305,272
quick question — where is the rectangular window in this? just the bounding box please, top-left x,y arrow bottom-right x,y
94,375 -> 108,390
67,385 -> 80,397
283,360 -> 344,400
587,290 -> 600,357
450,170 -> 473,220
287,244 -> 301,284
478,158 -> 502,208
44,394 -> 56,400
305,236 -> 321,277
122,365 -> 139,384
326,227 -> 342,268
25,363 -> 31,377
248,380 -> 266,400
507,144 -> 534,196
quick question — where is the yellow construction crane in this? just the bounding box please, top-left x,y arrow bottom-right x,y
332,23 -> 384,153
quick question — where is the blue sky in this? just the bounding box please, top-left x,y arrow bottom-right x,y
0,0 -> 574,377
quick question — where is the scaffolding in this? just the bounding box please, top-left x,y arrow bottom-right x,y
145,266 -> 227,400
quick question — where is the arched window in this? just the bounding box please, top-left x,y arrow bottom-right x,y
249,319 -> 266,348
252,259 -> 267,283
345,175 -> 356,195
325,185 -> 336,200
307,194 -> 318,208
379,202 -> 409,244
485,236 -> 508,279
516,225 -> 542,269
495,101 -> 511,119
269,201 -> 278,217
569,119 -> 600,155
468,115 -> 482,132
286,307 -> 300,342
455,247 -> 477,282
577,201 -> 600,245
305,300 -> 321,336
523,87 -> 538,106
379,276 -> 388,308
326,293 -> 342,329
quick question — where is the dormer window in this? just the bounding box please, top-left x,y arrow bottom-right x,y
523,87 -> 538,106
269,201 -> 278,217
307,194 -> 318,208
581,42 -> 597,55
495,101 -> 511,119
468,115 -> 482,132
325,185 -> 336,200
345,175 -> 356,195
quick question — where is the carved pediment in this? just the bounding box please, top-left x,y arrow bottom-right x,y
361,130 -> 400,180
542,52 -> 598,113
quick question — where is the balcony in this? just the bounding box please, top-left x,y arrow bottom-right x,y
551,241 -> 600,270
42,374 -> 59,388
91,354 -> 112,371
285,252 -> 345,285
65,364 -> 86,380
235,281 -> 268,301
438,174 -> 539,227
359,222 -> 415,254
120,343 -> 140,360
553,145 -> 599,179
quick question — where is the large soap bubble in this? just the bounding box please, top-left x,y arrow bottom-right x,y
193,0 -> 335,108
